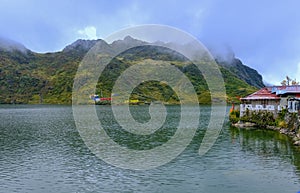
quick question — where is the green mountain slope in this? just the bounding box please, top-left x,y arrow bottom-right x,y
217,58 -> 265,88
0,37 -> 258,104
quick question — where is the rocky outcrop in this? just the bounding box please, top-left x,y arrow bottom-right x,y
269,126 -> 300,146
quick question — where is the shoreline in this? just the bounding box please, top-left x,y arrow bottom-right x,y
232,121 -> 300,146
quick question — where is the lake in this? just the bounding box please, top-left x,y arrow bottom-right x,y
0,105 -> 300,193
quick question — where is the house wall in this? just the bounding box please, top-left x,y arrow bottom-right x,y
280,97 -> 288,107
287,100 -> 300,113
242,100 -> 279,106
280,95 -> 300,113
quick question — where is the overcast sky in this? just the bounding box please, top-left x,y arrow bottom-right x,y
0,0 -> 299,85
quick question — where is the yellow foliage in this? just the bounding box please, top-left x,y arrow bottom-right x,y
278,120 -> 288,128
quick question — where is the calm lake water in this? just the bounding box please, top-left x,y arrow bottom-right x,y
0,105 -> 300,193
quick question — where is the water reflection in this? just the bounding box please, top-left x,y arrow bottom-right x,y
230,126 -> 300,176
0,105 -> 300,193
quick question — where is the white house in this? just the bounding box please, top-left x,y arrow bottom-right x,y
240,86 -> 300,116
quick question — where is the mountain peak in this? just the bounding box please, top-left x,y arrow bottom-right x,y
124,35 -> 135,41
0,37 -> 28,53
63,39 -> 108,52
0,36 -> 264,104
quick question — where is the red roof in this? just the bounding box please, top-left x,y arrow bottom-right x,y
241,87 -> 280,100
100,97 -> 112,101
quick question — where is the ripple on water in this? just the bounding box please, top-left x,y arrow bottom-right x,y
0,105 -> 300,193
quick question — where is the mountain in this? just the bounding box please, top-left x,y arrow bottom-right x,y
63,39 -> 101,53
0,37 -> 260,104
93,45 -> 257,104
211,47 -> 264,88
217,58 -> 264,88
0,37 -> 29,53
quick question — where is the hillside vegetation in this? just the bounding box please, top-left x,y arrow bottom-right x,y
0,37 -> 261,104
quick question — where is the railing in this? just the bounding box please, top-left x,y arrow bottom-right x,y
239,104 -> 284,116
240,103 -> 299,115
240,104 -> 279,112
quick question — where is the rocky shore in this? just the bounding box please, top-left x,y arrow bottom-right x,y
232,121 -> 300,146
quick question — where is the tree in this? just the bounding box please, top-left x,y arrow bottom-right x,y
281,76 -> 299,86
286,76 -> 291,86
292,79 -> 299,85
281,79 -> 287,86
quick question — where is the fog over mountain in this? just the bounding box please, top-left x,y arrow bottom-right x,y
0,36 -> 262,104
0,37 -> 28,53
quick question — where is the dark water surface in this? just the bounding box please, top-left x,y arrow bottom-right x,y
0,105 -> 300,193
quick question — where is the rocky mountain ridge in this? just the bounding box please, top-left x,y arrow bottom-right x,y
0,36 -> 263,104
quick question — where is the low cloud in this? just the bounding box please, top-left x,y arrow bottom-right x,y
78,26 -> 98,40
